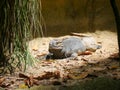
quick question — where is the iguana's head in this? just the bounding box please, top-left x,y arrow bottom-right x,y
49,39 -> 63,49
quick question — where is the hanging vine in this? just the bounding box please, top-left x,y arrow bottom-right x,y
0,0 -> 44,73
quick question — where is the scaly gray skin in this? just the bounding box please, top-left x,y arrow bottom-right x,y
81,36 -> 101,52
48,39 -> 64,59
61,37 -> 86,58
48,37 -> 86,59
48,37 -> 101,59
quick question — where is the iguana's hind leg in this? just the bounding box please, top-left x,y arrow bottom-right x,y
66,53 -> 78,60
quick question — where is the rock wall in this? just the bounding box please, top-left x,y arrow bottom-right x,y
41,0 -> 120,36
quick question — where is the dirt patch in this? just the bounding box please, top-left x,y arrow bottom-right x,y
26,30 -> 119,79
28,30 -> 118,61
0,30 -> 119,90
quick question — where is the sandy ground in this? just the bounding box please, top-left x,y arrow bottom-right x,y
29,30 -> 118,58
26,30 -> 119,77
29,31 -> 118,59
0,30 -> 119,90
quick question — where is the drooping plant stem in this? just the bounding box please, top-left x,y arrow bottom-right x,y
0,0 -> 44,73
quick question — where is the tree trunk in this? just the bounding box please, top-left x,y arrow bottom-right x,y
0,0 -> 43,73
110,0 -> 120,60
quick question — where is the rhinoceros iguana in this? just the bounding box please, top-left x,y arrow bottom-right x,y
47,36 -> 101,59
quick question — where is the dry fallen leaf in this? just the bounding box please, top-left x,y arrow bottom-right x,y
36,53 -> 47,57
91,67 -> 106,71
107,65 -> 119,70
71,32 -> 91,37
19,73 -> 29,79
0,77 -> 5,85
109,53 -> 119,59
19,73 -> 35,87
111,71 -> 120,79
25,75 -> 34,88
81,51 -> 92,55
35,71 -> 60,80
32,49 -> 38,51
68,72 -> 88,80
